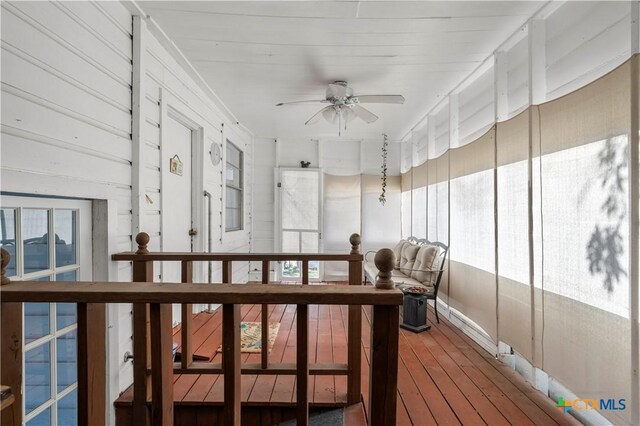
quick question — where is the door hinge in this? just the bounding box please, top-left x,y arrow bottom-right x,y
188,228 -> 198,236
277,182 -> 282,188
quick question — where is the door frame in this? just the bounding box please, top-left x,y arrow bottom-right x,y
274,167 -> 324,281
159,90 -> 205,277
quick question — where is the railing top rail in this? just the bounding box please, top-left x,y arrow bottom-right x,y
111,252 -> 363,262
0,282 -> 402,305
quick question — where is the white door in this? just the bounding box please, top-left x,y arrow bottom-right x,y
162,115 -> 193,325
278,169 -> 322,281
0,195 -> 91,426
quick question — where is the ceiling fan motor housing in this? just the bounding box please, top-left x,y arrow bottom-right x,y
326,81 -> 353,103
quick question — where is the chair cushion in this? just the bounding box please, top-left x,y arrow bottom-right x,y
411,244 -> 441,285
399,243 -> 420,273
392,240 -> 409,268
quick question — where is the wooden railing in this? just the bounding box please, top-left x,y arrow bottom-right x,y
0,234 -> 403,426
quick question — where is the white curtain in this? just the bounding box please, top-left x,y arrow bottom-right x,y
361,174 -> 401,253
398,55 -> 637,425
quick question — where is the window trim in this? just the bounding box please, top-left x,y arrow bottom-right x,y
225,140 -> 244,232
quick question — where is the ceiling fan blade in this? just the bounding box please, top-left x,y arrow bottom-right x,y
352,105 -> 379,123
305,106 -> 334,125
352,95 -> 405,104
322,107 -> 337,124
276,100 -> 329,106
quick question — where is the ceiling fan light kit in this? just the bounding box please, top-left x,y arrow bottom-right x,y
276,81 -> 405,135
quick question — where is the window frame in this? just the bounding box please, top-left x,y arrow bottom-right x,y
225,139 -> 244,232
0,196 -> 90,426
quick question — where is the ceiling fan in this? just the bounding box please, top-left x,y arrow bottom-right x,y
276,81 -> 405,135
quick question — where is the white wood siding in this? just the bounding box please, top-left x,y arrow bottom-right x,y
1,2 -> 134,420
140,26 -> 253,284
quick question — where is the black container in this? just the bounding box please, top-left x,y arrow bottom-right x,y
400,293 -> 430,332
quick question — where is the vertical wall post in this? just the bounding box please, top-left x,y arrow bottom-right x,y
132,233 -> 153,424
528,18 -> 546,379
131,15 -> 147,236
1,248 -> 21,426
629,4 -> 639,423
494,49 -> 509,355
347,233 -> 362,405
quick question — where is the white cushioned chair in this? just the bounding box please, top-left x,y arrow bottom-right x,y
364,238 -> 448,323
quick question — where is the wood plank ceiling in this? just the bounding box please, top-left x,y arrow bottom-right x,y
139,1 -> 544,141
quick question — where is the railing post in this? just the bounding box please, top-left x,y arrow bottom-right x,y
1,248 -> 22,426
222,304 -> 241,425
77,302 -> 106,426
369,304 -> 400,426
347,233 -> 363,405
181,261 -> 193,369
132,232 -> 153,424
261,260 -> 269,369
149,303 -> 174,425
222,260 -> 232,283
296,304 -> 309,426
374,248 -> 396,289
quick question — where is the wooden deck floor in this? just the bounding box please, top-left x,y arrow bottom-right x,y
115,285 -> 579,425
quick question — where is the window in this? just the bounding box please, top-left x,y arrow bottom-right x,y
0,196 -> 91,426
225,140 -> 243,231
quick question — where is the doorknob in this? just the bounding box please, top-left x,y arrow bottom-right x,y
188,228 -> 198,236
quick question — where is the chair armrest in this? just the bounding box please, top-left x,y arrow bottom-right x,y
395,266 -> 445,274
364,250 -> 378,262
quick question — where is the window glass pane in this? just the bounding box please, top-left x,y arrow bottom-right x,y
23,209 -> 50,274
226,142 -> 241,167
226,166 -> 241,188
0,208 -> 17,277
300,232 -> 318,253
58,389 -> 77,426
55,210 -> 76,267
25,275 -> 51,344
281,171 -> 319,230
26,406 -> 50,426
56,271 -> 77,330
225,208 -> 240,231
282,231 -> 299,253
226,187 -> 241,208
25,342 -> 51,414
282,260 -> 300,278
25,302 -> 50,344
57,330 -> 77,392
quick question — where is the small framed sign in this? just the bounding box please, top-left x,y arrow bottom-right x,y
169,154 -> 183,176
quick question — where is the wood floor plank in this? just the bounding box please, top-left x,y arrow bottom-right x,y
411,327 -> 510,425
314,304 -> 336,404
401,323 -> 487,425
271,306 -> 297,403
247,303 -> 288,403
396,348 -> 437,425
398,333 -> 461,425
427,325 -> 536,426
432,308 -> 579,426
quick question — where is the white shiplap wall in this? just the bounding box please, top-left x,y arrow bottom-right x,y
140,21 -> 253,281
2,1 -> 254,420
1,2 -> 134,421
